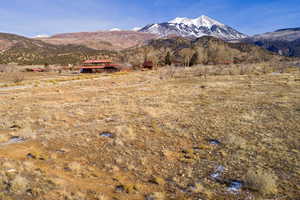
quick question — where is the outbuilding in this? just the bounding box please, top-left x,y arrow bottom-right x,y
80,60 -> 120,73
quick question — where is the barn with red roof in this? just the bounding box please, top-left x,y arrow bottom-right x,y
80,59 -> 120,73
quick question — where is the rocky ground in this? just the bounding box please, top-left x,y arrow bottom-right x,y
0,67 -> 299,200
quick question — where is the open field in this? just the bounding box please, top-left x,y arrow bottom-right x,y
0,66 -> 299,200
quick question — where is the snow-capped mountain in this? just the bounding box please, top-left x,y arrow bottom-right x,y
109,28 -> 122,31
33,34 -> 49,38
250,27 -> 300,42
139,15 -> 247,40
131,27 -> 142,31
241,27 -> 300,57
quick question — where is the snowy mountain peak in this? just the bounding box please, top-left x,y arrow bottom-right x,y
109,28 -> 122,31
169,15 -> 224,28
169,17 -> 190,24
139,15 -> 247,40
33,34 -> 49,38
132,27 -> 142,31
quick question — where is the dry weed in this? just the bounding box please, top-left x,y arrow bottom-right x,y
10,72 -> 25,83
10,175 -> 29,194
245,168 -> 278,195
224,133 -> 247,148
159,66 -> 177,79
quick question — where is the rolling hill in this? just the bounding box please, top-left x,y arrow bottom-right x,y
0,32 -> 285,66
0,32 -> 117,65
37,31 -> 158,50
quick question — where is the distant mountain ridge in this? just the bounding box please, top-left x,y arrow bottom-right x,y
250,27 -> 300,42
275,27 -> 300,32
242,27 -> 300,57
0,32 -> 282,66
139,15 -> 247,40
37,31 -> 157,50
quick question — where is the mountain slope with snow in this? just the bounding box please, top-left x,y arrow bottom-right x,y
241,27 -> 300,57
139,15 -> 247,40
251,27 -> 300,42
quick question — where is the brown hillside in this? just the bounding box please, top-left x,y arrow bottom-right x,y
0,32 -> 120,65
38,31 -> 158,50
0,33 -> 286,66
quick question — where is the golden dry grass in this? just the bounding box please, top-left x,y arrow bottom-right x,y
0,64 -> 299,200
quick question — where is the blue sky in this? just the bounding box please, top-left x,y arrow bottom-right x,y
1,0 -> 299,37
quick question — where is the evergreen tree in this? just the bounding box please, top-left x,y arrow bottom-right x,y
190,51 -> 199,66
165,52 -> 172,66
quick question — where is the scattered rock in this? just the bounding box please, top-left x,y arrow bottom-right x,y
208,139 -> 221,145
7,169 -> 17,173
0,136 -> 26,146
10,124 -> 21,129
179,149 -> 197,163
227,180 -> 244,192
148,176 -> 165,186
27,153 -> 36,159
26,152 -> 47,160
145,192 -> 165,200
115,185 -> 125,193
99,132 -> 114,138
210,166 -> 244,193
55,149 -> 66,154
145,194 -> 155,200
210,165 -> 224,179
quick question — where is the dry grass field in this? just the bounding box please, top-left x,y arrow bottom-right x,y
0,64 -> 299,200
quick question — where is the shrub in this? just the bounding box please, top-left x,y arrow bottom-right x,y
0,64 -> 9,72
164,52 -> 172,66
245,168 -> 278,195
224,133 -> 247,148
10,175 -> 29,194
192,65 -> 209,78
159,66 -> 177,80
11,73 -> 25,83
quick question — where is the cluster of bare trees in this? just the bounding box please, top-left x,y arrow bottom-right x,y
0,64 -> 25,83
0,64 -> 12,73
179,48 -> 194,67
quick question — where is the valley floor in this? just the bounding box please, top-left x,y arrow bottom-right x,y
0,68 -> 299,200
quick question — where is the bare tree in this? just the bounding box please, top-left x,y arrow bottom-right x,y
11,73 -> 25,83
0,64 -> 11,73
180,48 -> 194,67
149,55 -> 159,70
261,63 -> 269,74
143,46 -> 153,62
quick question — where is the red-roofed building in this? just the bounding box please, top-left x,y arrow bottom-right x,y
80,60 -> 120,73
143,61 -> 153,69
26,68 -> 46,72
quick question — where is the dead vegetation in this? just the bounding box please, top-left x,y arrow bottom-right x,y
10,73 -> 25,83
245,168 -> 278,196
155,61 -> 298,81
0,62 -> 299,199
